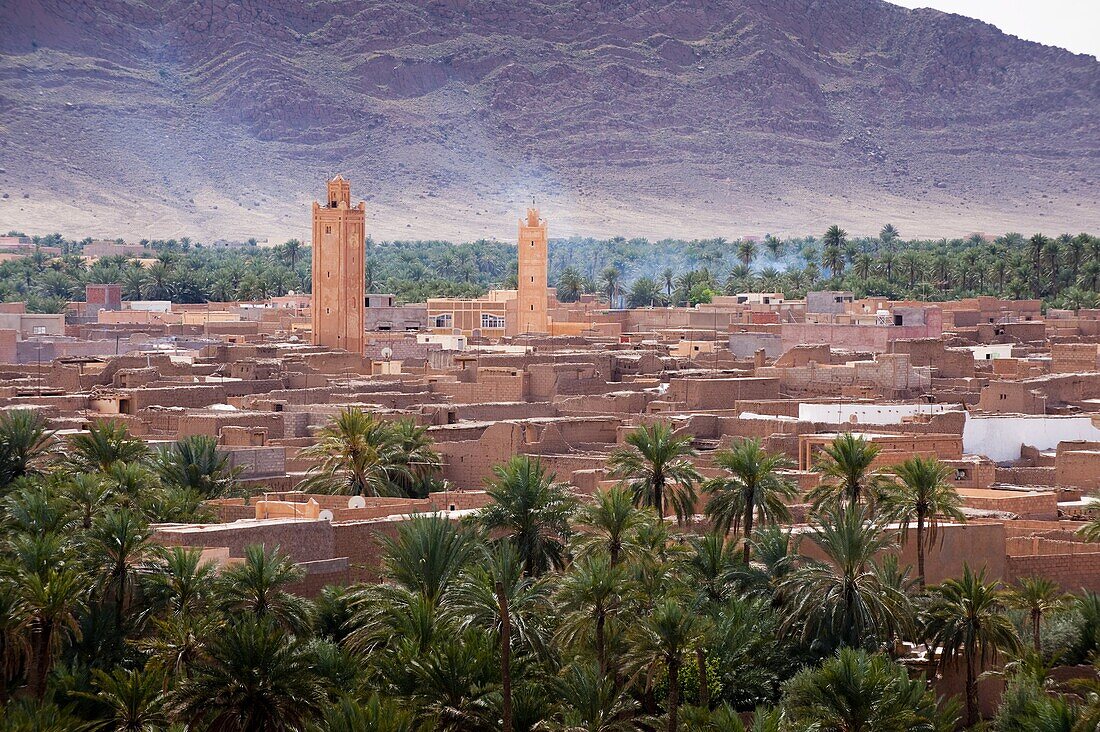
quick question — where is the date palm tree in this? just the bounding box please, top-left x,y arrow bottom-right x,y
79,667 -> 169,732
779,506 -> 913,650
152,434 -> 241,499
316,694 -> 418,732
20,567 -> 86,699
298,407 -> 408,497
477,456 -> 575,577
549,661 -> 640,731
387,419 -> 442,498
0,409 -> 52,490
450,542 -> 552,732
0,577 -> 28,703
880,224 -> 900,247
377,513 -> 476,604
624,598 -> 705,732
807,433 -> 888,512
1006,576 -> 1071,653
704,438 -> 797,563
555,553 -> 627,676
63,473 -> 110,530
89,507 -> 159,631
557,266 -> 586,303
67,420 -> 148,474
880,456 -> 965,588
822,226 -> 847,278
571,486 -> 653,567
171,618 -> 327,732
924,564 -> 1020,727
217,544 -> 313,635
780,647 -> 950,732
737,239 -> 758,267
600,267 -> 622,305
608,423 -> 701,523
144,545 -> 217,617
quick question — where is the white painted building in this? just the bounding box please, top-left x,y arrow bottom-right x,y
966,344 -> 1015,361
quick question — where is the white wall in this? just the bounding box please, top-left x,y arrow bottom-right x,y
963,415 -> 1100,462
966,344 -> 1014,361
129,300 -> 172,313
798,402 -> 959,426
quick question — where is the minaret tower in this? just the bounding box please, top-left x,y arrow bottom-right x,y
515,207 -> 549,335
311,176 -> 366,353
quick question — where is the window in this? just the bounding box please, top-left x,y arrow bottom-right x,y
481,313 -> 505,328
893,314 -> 904,326
325,226 -> 332,234
31,325 -> 47,335
434,313 -> 452,328
999,393 -> 1007,400
955,469 -> 968,481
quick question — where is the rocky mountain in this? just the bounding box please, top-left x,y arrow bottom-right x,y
1,0 -> 1097,243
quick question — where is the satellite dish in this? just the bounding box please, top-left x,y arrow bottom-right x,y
381,347 -> 393,360
348,495 -> 366,509
318,509 -> 334,522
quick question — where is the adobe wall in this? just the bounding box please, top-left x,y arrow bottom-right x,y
1006,548 -> 1100,592
728,331 -> 782,359
555,391 -> 654,415
1055,443 -> 1100,491
890,338 -> 975,378
226,447 -> 287,478
152,518 -> 335,563
798,521 -> 1006,584
286,557 -> 350,597
958,489 -> 1059,520
666,377 -> 780,410
1051,343 -> 1100,374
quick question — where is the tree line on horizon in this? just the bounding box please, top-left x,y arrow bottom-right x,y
4,406 -> 1100,729
3,227 -> 1099,313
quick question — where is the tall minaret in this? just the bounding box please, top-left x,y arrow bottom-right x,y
311,176 -> 366,354
515,207 -> 549,335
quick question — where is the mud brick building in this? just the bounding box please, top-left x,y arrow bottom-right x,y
6,186 -> 1100,605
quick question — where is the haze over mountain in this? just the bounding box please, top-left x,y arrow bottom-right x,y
1,0 -> 1097,243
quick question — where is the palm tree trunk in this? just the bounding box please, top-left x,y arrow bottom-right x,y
654,476 -> 664,519
916,510 -> 926,589
667,656 -> 681,732
116,565 -> 126,630
696,646 -> 709,708
0,636 -> 8,704
495,581 -> 513,732
596,605 -> 607,677
965,644 -> 978,727
1033,610 -> 1041,652
742,491 -> 755,565
29,621 -> 52,700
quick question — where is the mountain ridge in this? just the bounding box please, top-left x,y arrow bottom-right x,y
0,0 -> 1097,242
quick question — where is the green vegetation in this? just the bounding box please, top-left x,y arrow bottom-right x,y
5,228 -> 1100,312
4,417 -> 1100,729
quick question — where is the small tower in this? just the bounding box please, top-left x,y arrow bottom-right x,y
311,176 -> 366,354
514,207 -> 549,335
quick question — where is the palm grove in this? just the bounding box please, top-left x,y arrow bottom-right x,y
6,407 -> 1100,730
5,227 -> 1099,313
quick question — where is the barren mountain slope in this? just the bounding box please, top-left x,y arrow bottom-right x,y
0,0 -> 1097,242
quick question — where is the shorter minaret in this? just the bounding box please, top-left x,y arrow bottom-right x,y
516,207 -> 549,334
311,176 -> 366,354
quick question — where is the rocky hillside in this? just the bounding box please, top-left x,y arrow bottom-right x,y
1,0 -> 1097,242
